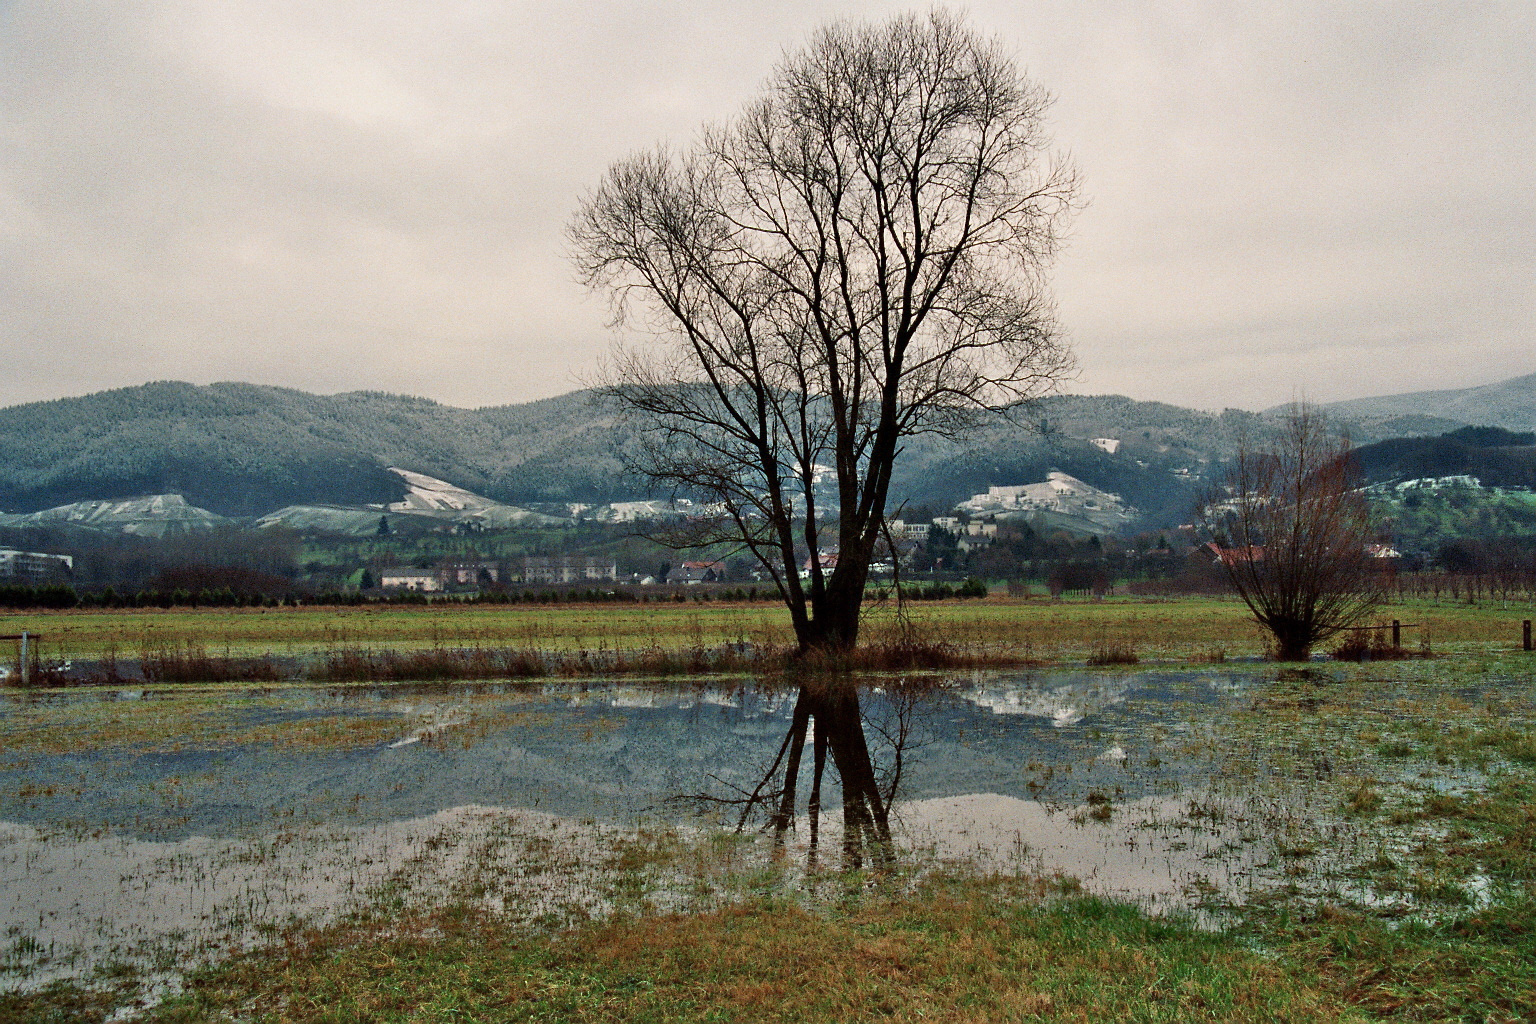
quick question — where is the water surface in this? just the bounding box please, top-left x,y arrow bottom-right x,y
0,668 -> 1419,988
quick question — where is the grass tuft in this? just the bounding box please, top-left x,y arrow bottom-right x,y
1330,627 -> 1413,662
1086,637 -> 1139,666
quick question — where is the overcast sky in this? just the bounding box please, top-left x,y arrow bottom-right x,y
1,1 -> 1531,413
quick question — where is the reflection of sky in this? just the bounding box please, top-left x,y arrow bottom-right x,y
895,792 -> 1264,914
0,672 -> 1245,842
0,669 -> 1355,987
961,675 -> 1134,727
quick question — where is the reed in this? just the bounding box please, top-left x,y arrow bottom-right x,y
1086,637 -> 1140,666
310,646 -> 548,682
139,645 -> 283,684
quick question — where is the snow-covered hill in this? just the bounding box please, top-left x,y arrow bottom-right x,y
0,494 -> 228,537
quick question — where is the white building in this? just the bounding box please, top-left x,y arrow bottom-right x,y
957,472 -> 1126,516
0,549 -> 73,581
887,519 -> 934,541
379,568 -> 445,592
520,556 -> 619,584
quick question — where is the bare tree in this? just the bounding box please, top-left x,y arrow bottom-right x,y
1199,405 -> 1384,661
571,9 -> 1077,653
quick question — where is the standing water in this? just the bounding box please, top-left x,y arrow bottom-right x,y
1,667 -> 1513,993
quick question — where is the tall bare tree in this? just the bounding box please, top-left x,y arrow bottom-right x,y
571,9 -> 1077,653
1199,405 -> 1384,661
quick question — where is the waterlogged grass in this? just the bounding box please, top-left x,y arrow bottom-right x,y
0,688 -> 563,756
9,855 -> 1534,1024
1174,662 -> 1535,913
0,697 -> 400,756
1175,660 -> 1536,1020
3,656 -> 1534,1022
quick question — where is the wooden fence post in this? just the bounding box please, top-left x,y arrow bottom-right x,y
1392,620 -> 1400,649
1524,619 -> 1532,652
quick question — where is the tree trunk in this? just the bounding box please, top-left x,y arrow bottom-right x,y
798,559 -> 871,653
1270,618 -> 1313,662
799,590 -> 861,652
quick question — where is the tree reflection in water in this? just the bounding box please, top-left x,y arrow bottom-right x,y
676,677 -> 932,870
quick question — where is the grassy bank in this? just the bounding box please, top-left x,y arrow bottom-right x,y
148,889 -> 1363,1024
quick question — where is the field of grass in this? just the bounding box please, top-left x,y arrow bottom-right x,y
11,852 -> 1533,1023
3,594 -> 1532,668
0,602 -> 794,662
3,596 -> 1534,1022
139,889 -> 1366,1024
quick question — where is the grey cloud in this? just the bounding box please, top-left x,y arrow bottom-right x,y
0,0 -> 1531,411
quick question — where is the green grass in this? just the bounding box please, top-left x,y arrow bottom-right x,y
2,981 -> 124,1024
12,873 -> 1533,1023
4,595 -> 1532,669
1247,893 -> 1536,1022
4,607 -> 1533,1021
0,603 -> 797,660
129,887 -> 1366,1024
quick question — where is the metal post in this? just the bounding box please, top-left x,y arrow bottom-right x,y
1525,620 -> 1532,652
1392,620 -> 1401,648
19,629 -> 28,687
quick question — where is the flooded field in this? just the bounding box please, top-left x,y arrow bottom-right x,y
2,664 -> 1532,1000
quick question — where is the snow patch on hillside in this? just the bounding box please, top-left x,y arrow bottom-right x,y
0,494 -> 228,537
387,468 -> 500,513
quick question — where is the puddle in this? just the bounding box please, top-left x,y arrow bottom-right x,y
1,806 -> 634,1002
1,668 -> 1529,994
896,792 -> 1264,914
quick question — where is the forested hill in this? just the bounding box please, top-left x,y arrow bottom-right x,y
1314,371 -> 1536,432
1350,426 -> 1536,489
0,382 -> 637,515
0,380 -> 1475,524
888,395 -> 1463,525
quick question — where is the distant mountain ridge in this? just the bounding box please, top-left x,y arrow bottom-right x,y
0,381 -> 636,516
0,375 -> 1524,531
1311,372 -> 1536,432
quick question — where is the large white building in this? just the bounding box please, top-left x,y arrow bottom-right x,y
957,472 -> 1128,517
519,556 -> 619,584
0,548 -> 73,582
379,567 -> 445,591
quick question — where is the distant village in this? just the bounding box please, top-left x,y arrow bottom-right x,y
0,444 -> 1511,596
0,455 -> 1145,593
